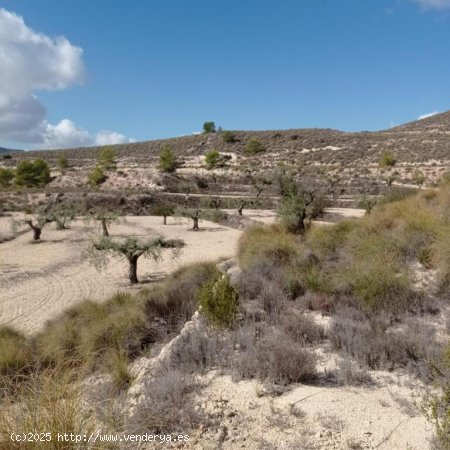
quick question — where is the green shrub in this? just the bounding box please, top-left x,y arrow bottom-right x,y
35,294 -> 150,368
140,262 -> 221,329
222,131 -> 236,143
0,167 -> 14,187
204,150 -> 221,168
88,165 -> 107,186
158,146 -> 178,173
57,154 -> 69,170
342,254 -> 415,313
306,221 -> 356,259
15,159 -> 51,187
237,225 -> 301,269
199,275 -> 239,327
379,152 -> 397,167
97,146 -> 117,171
245,138 -> 265,155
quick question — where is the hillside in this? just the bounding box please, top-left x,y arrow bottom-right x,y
21,111 -> 450,167
0,147 -> 22,154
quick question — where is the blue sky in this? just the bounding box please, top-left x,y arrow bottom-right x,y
1,0 -> 450,149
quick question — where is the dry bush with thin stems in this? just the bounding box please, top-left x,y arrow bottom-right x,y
0,362 -> 110,450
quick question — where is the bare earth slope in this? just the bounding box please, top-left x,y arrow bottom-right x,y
16,110 -> 450,167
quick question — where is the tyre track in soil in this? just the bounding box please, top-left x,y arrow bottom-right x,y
0,221 -> 123,334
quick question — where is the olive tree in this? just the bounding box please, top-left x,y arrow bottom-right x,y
25,216 -> 53,240
151,205 -> 175,225
175,207 -> 227,231
44,201 -> 80,230
327,177 -> 345,201
85,208 -> 120,236
90,236 -> 184,284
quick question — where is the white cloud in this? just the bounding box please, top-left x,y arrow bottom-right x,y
42,120 -> 135,149
413,0 -> 450,10
418,111 -> 439,120
0,8 -> 133,148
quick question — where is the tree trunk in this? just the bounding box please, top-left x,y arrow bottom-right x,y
128,256 -> 139,284
26,221 -> 42,240
296,213 -> 306,233
33,227 -> 42,240
101,218 -> 109,237
192,217 -> 199,230
163,215 -> 167,225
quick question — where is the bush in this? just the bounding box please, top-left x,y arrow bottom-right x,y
341,252 -> 416,313
128,368 -> 200,434
204,149 -> 221,168
198,275 -> 239,327
245,138 -> 265,155
15,159 -> 51,187
141,262 -> 220,331
423,344 -> 450,449
35,294 -> 151,369
0,167 -> 14,187
0,327 -> 31,378
234,327 -> 316,385
0,364 -> 105,450
57,154 -> 69,170
379,152 -> 397,167
281,312 -> 324,345
88,165 -> 107,186
158,146 -> 178,173
105,349 -> 134,391
237,225 -> 301,269
329,305 -> 441,373
97,146 -> 117,171
222,130 -> 236,143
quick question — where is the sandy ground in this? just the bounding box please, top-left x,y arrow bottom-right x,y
0,215 -> 241,334
193,371 -> 433,450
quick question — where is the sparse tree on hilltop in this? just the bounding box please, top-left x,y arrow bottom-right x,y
203,122 -> 216,133
90,236 -> 184,284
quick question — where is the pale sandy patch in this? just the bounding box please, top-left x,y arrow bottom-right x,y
0,216 -> 241,334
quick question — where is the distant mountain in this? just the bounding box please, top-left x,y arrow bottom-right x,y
0,147 -> 23,154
